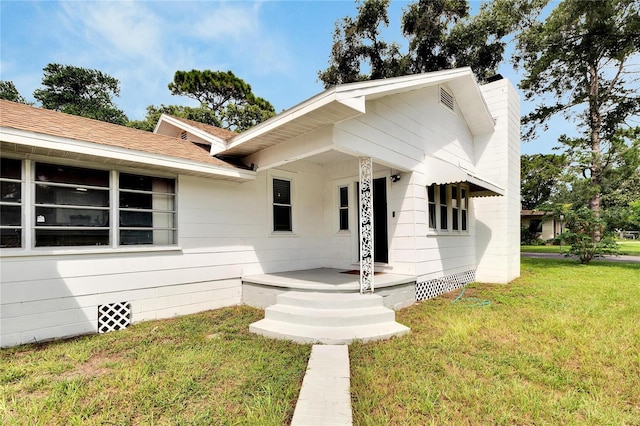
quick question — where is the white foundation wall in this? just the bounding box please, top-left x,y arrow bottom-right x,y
474,80 -> 521,283
0,162 -> 329,347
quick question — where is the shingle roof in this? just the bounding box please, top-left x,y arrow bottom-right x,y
167,115 -> 237,141
0,99 -> 238,169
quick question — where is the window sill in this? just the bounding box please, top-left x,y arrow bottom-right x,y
427,230 -> 470,237
0,245 -> 182,258
270,231 -> 298,237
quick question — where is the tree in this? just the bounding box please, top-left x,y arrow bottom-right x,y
520,153 -> 567,210
318,0 -> 512,88
167,70 -> 275,131
127,104 -> 222,132
33,64 -> 128,125
0,81 -> 29,104
318,0 -> 408,87
515,0 -> 640,220
562,207 -> 620,264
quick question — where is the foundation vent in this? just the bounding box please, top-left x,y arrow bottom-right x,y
180,131 -> 188,140
98,302 -> 131,333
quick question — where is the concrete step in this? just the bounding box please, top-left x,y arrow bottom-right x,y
277,291 -> 383,309
249,318 -> 410,345
265,304 -> 395,327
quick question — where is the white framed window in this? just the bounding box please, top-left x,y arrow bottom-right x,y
339,185 -> 349,231
0,157 -> 177,250
119,173 -> 176,245
272,178 -> 292,232
427,183 -> 469,234
0,157 -> 23,248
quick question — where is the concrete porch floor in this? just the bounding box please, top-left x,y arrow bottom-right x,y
243,267 -> 416,291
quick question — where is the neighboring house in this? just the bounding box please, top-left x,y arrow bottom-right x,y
0,68 -> 520,348
521,210 -> 563,241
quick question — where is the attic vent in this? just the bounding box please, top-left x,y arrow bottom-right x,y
98,302 -> 131,333
440,87 -> 455,111
180,131 -> 188,140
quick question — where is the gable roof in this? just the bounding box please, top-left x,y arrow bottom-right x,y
0,100 -> 254,182
221,67 -> 494,157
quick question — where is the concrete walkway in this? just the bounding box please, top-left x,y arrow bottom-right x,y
291,345 -> 352,425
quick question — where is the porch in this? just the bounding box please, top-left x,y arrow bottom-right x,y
244,268 -> 415,344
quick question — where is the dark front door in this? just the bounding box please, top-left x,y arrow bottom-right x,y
357,177 -> 389,264
372,177 -> 388,263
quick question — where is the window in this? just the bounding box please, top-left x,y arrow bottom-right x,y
34,163 -> 110,247
339,186 -> 349,231
427,184 -> 436,230
273,178 -> 292,232
119,173 -> 176,245
439,185 -> 448,230
0,158 -> 177,249
427,183 -> 469,233
1,158 -> 23,248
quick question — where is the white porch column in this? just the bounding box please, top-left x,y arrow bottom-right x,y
359,156 -> 374,293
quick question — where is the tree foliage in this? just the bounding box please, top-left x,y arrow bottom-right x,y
562,207 -> 620,264
520,153 -> 567,210
0,81 -> 29,104
514,0 -> 640,217
318,0 -> 514,88
33,63 -> 128,125
127,104 -> 222,132
167,70 -> 275,131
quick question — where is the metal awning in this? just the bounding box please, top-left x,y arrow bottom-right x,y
424,155 -> 504,197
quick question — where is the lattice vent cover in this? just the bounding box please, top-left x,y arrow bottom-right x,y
98,302 -> 131,333
416,270 -> 476,301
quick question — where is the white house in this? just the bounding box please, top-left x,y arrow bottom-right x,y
0,68 -> 520,347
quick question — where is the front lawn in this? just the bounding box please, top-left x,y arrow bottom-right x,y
350,258 -> 640,425
0,307 -> 311,425
2,258 -> 639,425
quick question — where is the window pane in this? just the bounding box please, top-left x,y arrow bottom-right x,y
339,186 -> 348,207
1,158 -> 21,179
120,230 -> 153,245
273,179 -> 291,205
120,173 -> 174,193
273,205 -> 292,231
440,205 -> 448,230
36,184 -> 109,207
0,205 -> 21,226
428,204 -> 436,229
0,229 -> 21,248
120,210 -> 153,227
120,191 -> 152,209
461,188 -> 467,209
35,207 -> 109,227
36,163 -> 109,187
439,185 -> 447,205
339,209 -> 349,230
462,210 -> 467,231
453,207 -> 459,230
1,181 -> 21,203
427,184 -> 435,201
36,229 -> 109,247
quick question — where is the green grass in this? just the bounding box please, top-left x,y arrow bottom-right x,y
3,259 -> 639,425
522,240 -> 640,255
0,306 -> 311,425
350,258 -> 640,425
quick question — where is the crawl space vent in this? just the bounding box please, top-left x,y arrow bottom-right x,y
98,302 -> 131,333
180,131 -> 188,140
440,87 -> 455,112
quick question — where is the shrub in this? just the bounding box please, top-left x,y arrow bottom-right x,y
563,207 -> 620,264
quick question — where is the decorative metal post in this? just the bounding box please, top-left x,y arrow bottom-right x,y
359,156 -> 374,293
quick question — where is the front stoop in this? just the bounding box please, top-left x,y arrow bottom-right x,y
249,291 -> 410,344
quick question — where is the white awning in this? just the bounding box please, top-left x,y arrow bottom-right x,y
424,155 -> 504,197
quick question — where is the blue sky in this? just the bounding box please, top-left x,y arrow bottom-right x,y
1,0 -> 563,154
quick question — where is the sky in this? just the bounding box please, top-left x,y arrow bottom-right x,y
1,0 -> 567,155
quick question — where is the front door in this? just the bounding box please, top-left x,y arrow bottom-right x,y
357,177 -> 389,264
